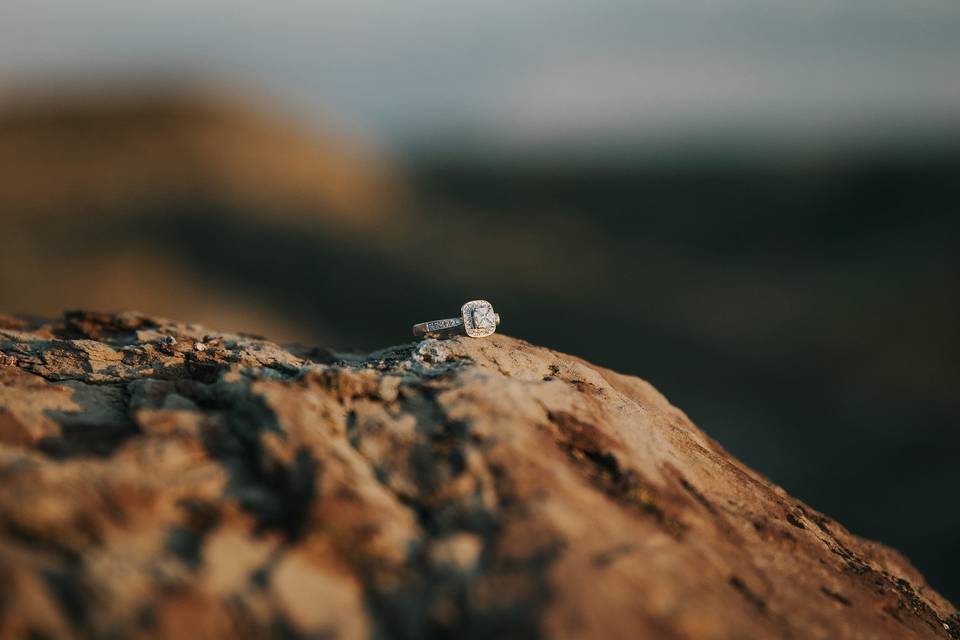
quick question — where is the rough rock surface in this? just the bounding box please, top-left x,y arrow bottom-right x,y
0,311 -> 955,640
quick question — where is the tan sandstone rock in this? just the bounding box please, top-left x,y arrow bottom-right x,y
0,311 -> 956,639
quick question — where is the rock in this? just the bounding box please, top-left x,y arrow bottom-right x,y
0,93 -> 399,344
0,92 -> 395,224
0,311 -> 955,639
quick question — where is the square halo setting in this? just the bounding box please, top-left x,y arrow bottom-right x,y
461,300 -> 497,338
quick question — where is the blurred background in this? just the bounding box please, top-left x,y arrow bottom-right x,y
1,0 -> 958,604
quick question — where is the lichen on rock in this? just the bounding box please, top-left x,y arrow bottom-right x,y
0,311 -> 956,639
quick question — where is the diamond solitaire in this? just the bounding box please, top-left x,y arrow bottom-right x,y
412,300 -> 501,339
462,300 -> 498,337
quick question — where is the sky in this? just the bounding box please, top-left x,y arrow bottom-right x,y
2,0 -> 960,149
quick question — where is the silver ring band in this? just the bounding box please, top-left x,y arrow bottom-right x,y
412,300 -> 501,339
412,317 -> 464,338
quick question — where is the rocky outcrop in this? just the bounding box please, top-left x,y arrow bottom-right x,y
0,91 -> 394,222
0,311 -> 956,639
0,93 -> 398,342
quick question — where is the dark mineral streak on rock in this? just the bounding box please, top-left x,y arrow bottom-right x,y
0,310 -> 955,639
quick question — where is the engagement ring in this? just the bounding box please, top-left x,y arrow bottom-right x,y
413,300 -> 501,339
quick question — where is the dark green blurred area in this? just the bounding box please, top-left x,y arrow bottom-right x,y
402,151 -> 960,602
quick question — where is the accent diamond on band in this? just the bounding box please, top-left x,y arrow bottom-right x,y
413,300 -> 501,339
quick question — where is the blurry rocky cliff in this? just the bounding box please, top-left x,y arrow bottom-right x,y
0,91 -> 399,341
